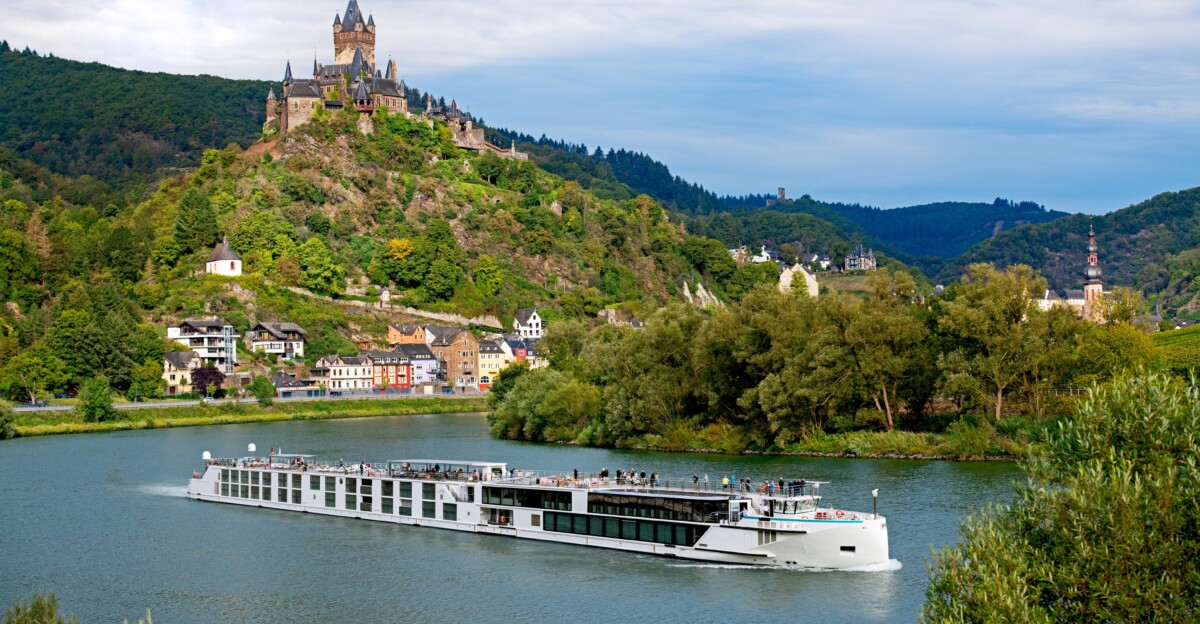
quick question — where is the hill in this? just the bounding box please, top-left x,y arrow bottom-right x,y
0,46 -> 271,186
942,187 -> 1200,311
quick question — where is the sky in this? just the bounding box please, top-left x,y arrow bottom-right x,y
4,0 -> 1200,214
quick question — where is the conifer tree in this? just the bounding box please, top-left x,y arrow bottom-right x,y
173,188 -> 219,254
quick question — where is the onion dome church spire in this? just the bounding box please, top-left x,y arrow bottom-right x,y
1083,222 -> 1104,304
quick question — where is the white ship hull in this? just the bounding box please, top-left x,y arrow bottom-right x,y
187,459 -> 889,569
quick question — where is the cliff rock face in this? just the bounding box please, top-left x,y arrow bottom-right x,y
681,281 -> 722,308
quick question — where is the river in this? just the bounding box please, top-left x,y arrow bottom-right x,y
0,413 -> 1020,623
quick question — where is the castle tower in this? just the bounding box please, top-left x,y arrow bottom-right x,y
266,87 -> 277,124
1083,224 -> 1103,303
333,0 -> 376,66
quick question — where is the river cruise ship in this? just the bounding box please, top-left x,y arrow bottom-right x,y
187,451 -> 889,568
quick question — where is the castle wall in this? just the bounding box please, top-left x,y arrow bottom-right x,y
283,98 -> 319,132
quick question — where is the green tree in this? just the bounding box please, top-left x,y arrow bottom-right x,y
126,359 -> 166,402
474,254 -> 504,296
0,342 -> 69,403
938,263 -> 1047,421
298,237 -> 345,296
48,308 -> 100,386
76,375 -> 116,422
173,188 -> 219,254
424,257 -> 461,300
486,359 -> 530,410
247,374 -> 276,406
923,371 -> 1200,622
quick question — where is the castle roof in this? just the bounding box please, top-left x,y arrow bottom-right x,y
286,80 -> 321,99
386,59 -> 397,81
283,60 -> 293,83
267,87 -> 276,100
352,79 -> 370,102
333,13 -> 341,26
368,76 -> 402,97
341,0 -> 367,30
349,46 -> 366,77
207,236 -> 241,263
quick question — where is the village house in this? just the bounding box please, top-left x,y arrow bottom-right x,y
779,262 -> 819,297
247,322 -> 307,360
394,343 -> 440,386
166,319 -> 238,374
364,349 -> 411,389
500,335 -> 528,364
513,308 -> 543,339
807,253 -> 833,271
426,326 -> 478,389
477,339 -> 505,390
205,237 -> 242,277
162,351 -> 201,396
310,354 -> 374,391
387,323 -> 426,346
270,371 -> 322,398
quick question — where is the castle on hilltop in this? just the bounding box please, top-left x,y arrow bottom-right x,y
267,1 -> 526,160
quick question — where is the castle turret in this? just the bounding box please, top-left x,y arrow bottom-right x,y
1083,224 -> 1103,303
348,46 -> 366,78
266,87 -> 277,123
283,60 -> 293,84
386,59 -> 397,81
334,0 -> 375,66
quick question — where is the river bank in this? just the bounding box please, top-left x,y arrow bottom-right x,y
7,397 -> 486,437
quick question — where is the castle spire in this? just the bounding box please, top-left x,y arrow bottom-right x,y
283,60 -> 293,84
1083,222 -> 1103,303
267,87 -> 277,101
349,46 -> 365,77
333,13 -> 341,27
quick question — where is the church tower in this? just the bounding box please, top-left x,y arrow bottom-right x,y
333,0 -> 376,66
1083,224 -> 1103,304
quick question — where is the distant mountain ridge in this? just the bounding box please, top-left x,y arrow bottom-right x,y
941,187 -> 1200,307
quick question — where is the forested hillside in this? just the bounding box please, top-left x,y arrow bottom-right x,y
823,199 -> 1066,259
0,100 -> 805,402
942,187 -> 1200,316
0,45 -> 271,183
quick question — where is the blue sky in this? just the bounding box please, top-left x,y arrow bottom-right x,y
5,0 -> 1200,214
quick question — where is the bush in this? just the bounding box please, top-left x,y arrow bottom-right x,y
0,405 -> 15,439
924,371 -> 1200,621
939,418 -> 993,460
76,376 -> 116,423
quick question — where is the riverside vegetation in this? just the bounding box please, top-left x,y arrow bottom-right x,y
488,265 -> 1162,460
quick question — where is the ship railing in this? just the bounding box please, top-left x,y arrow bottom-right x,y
490,473 -> 824,498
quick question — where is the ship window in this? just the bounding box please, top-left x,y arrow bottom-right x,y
675,526 -> 689,546
398,499 -> 412,516
221,483 -> 229,496
361,480 -> 373,495
240,485 -> 249,498
277,487 -> 287,502
347,478 -> 357,493
346,494 -> 357,510
621,520 -> 637,541
400,482 -> 412,498
291,489 -> 301,504
326,477 -> 335,491
531,514 -> 540,528
639,522 -> 654,542
310,476 -> 320,490
501,489 -> 515,506
251,486 -> 259,499
573,515 -> 588,534
656,524 -> 673,544
241,471 -> 249,483
840,546 -> 856,553
382,481 -> 394,497
360,495 -> 372,512
444,503 -> 457,521
605,518 -> 620,538
221,470 -> 229,482
423,483 -> 435,499
326,492 -> 336,507
291,474 -> 301,488
382,497 -> 393,513
422,501 -> 435,518
251,472 -> 259,485
588,517 -> 604,537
